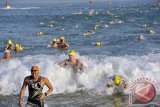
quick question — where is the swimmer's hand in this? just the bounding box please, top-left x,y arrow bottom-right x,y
106,84 -> 113,88
37,93 -> 45,100
74,67 -> 81,73
124,84 -> 128,89
18,98 -> 22,107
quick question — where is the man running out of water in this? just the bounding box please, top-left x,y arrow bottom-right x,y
19,66 -> 53,107
58,50 -> 84,73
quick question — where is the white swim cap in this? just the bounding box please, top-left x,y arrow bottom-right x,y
4,50 -> 10,53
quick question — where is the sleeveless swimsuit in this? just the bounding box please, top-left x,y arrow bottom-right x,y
26,76 -> 44,107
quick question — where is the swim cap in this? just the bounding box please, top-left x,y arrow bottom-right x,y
143,24 -> 147,28
113,75 -> 121,85
69,50 -> 75,56
52,38 -> 57,42
8,40 -> 12,44
149,30 -> 155,34
95,42 -> 101,46
4,49 -> 10,53
39,32 -> 43,35
60,36 -> 65,40
15,44 -> 19,48
31,66 -> 40,71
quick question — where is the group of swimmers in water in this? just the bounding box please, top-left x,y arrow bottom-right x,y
18,65 -> 127,107
0,36 -> 128,107
47,36 -> 69,49
0,40 -> 23,61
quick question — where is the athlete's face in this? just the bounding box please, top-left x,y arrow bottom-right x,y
4,52 -> 11,58
69,55 -> 75,61
31,70 -> 39,78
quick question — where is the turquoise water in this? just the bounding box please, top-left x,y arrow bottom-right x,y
0,1 -> 160,107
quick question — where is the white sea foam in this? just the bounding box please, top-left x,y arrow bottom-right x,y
0,53 -> 160,95
0,7 -> 40,10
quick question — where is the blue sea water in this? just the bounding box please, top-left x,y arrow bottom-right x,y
0,0 -> 160,106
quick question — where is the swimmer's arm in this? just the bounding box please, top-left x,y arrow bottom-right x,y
77,59 -> 84,70
64,43 -> 69,48
121,77 -> 128,89
19,77 -> 28,107
47,41 -> 52,47
58,60 -> 67,67
44,78 -> 53,96
11,44 -> 15,50
47,45 -> 51,48
19,77 -> 28,99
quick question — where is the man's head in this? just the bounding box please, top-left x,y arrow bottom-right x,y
68,50 -> 76,60
4,50 -> 11,58
60,36 -> 65,42
113,75 -> 121,85
52,38 -> 57,43
31,66 -> 40,78
15,44 -> 20,48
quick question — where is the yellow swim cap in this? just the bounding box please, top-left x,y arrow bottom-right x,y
8,40 -> 12,44
15,44 -> 19,48
60,36 -> 65,40
149,30 -> 155,34
53,38 -> 57,42
69,50 -> 76,56
143,24 -> 147,28
113,75 -> 121,85
39,32 -> 43,35
95,42 -> 101,46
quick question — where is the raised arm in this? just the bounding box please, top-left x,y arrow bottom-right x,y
79,60 -> 84,70
65,43 -> 69,48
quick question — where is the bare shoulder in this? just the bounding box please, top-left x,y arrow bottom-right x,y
76,59 -> 80,61
61,59 -> 69,63
24,76 -> 30,81
64,59 -> 69,62
41,76 -> 49,82
77,59 -> 83,64
24,76 -> 30,83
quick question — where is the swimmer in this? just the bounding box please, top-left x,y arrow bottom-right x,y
47,38 -> 58,48
57,36 -> 69,49
136,34 -> 145,41
15,44 -> 24,52
4,40 -> 15,52
58,50 -> 84,73
19,66 -> 53,107
106,74 -> 128,94
0,49 -> 12,61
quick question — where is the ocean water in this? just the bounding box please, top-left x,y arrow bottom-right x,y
0,0 -> 160,107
